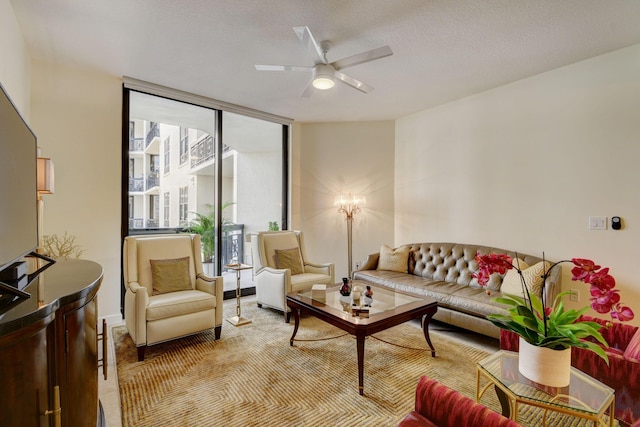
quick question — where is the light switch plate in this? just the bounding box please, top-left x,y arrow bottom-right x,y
588,216 -> 607,230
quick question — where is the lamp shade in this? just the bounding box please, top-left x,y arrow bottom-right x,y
312,64 -> 335,90
37,157 -> 55,194
335,193 -> 365,208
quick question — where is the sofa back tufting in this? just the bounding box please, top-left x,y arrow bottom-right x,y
407,243 -> 558,293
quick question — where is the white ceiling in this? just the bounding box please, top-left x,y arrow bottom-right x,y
11,0 -> 640,123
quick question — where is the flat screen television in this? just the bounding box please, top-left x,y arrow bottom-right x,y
0,82 -> 39,280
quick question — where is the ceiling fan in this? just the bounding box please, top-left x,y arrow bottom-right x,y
255,26 -> 393,96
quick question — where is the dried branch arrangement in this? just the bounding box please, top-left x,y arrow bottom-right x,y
42,232 -> 85,259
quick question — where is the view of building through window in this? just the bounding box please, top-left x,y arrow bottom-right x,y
126,91 -> 284,281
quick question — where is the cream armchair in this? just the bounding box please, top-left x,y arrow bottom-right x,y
123,234 -> 223,361
251,230 -> 334,322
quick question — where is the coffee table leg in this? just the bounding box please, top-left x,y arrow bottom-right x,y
422,310 -> 437,357
289,307 -> 300,346
357,333 -> 365,395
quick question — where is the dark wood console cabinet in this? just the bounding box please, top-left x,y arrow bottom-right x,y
0,259 -> 104,427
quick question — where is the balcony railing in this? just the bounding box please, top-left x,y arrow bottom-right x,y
190,135 -> 214,168
129,137 -> 144,152
129,218 -> 144,229
146,122 -> 160,147
222,224 -> 245,265
129,177 -> 144,192
146,218 -> 159,228
146,173 -> 159,189
190,137 -> 233,169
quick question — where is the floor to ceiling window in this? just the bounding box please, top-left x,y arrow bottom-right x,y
122,81 -> 289,304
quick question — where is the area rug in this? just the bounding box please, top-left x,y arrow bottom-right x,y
114,297 -> 616,426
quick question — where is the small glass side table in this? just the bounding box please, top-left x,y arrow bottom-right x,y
477,350 -> 615,427
224,263 -> 253,326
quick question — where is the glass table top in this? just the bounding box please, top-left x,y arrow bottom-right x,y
478,350 -> 615,416
294,282 -> 429,318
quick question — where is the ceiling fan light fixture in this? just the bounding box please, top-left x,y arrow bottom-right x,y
312,76 -> 335,90
312,63 -> 335,90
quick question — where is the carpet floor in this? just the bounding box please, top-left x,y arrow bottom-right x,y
114,297 -> 617,426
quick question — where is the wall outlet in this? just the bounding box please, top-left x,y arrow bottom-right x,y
355,261 -> 361,271
570,289 -> 580,302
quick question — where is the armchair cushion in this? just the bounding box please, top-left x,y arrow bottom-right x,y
150,256 -> 192,295
146,290 -> 216,321
275,247 -> 304,275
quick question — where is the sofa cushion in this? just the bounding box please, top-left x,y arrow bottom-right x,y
275,247 -> 304,275
378,244 -> 410,273
150,256 -> 193,295
500,260 -> 548,299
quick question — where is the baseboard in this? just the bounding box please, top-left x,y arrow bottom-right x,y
100,313 -> 124,327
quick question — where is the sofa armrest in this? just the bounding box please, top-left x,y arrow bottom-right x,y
124,281 -> 149,347
255,266 -> 291,293
196,273 -> 221,295
360,253 -> 380,271
413,376 -> 521,427
196,274 -> 224,326
304,261 -> 334,280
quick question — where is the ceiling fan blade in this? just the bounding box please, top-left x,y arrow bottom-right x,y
293,25 -> 326,64
300,79 -> 315,97
331,45 -> 393,71
334,71 -> 374,93
255,65 -> 312,72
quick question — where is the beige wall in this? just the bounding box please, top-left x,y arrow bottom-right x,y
396,43 -> 640,326
292,121 -> 395,279
0,0 -> 30,115
30,59 -> 123,322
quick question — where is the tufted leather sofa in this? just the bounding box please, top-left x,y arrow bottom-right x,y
353,243 -> 561,339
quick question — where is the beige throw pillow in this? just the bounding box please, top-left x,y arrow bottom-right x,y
377,244 -> 410,273
500,260 -> 549,299
150,256 -> 192,295
275,247 -> 304,275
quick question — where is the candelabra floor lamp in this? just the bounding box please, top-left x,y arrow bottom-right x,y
335,193 -> 365,279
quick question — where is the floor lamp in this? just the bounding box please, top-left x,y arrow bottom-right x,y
335,193 -> 365,279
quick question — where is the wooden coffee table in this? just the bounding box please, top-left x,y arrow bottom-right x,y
286,282 -> 438,395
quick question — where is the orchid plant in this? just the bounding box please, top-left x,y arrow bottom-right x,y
473,253 -> 635,363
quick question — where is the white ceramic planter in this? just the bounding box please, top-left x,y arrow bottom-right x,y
518,336 -> 571,387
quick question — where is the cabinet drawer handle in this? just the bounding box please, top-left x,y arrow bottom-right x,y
44,385 -> 62,427
97,319 -> 108,380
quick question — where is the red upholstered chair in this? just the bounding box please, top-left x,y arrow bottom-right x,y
398,376 -> 521,427
500,316 -> 640,426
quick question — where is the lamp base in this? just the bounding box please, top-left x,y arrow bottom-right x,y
226,315 -> 252,326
